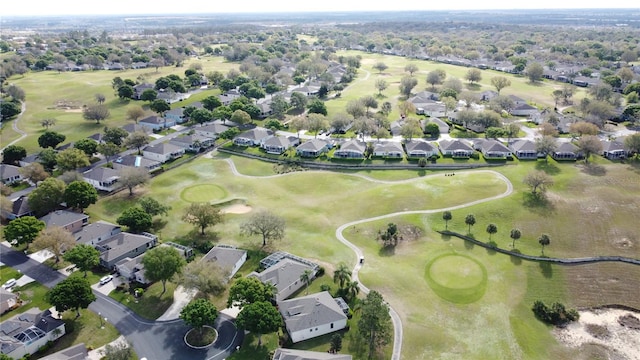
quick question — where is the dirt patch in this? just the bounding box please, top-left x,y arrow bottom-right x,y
619,314 -> 640,330
553,308 -> 640,360
221,204 -> 252,214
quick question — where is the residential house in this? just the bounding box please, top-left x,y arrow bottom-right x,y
333,139 -> 366,159
372,141 -> 404,158
508,95 -> 527,106
115,256 -> 147,284
3,195 -> 33,220
250,253 -> 319,302
0,308 -> 66,360
438,139 -> 474,158
0,164 -> 22,185
74,221 -> 122,246
39,343 -> 88,360
87,132 -> 105,144
290,85 -> 320,97
131,62 -> 148,69
296,139 -> 332,158
82,167 -> 120,192
121,123 -> 148,134
262,136 -> 299,155
132,83 -> 154,100
256,102 -> 272,119
202,245 -> 248,279
18,154 -> 40,167
509,140 -> 539,159
95,232 -> 158,269
40,210 -> 89,233
552,142 -> 580,160
510,103 -> 539,117
139,115 -> 175,131
142,143 -> 185,163
195,123 -> 230,139
0,288 -> 18,315
165,108 -> 185,124
170,134 -> 215,152
112,155 -> 162,173
600,140 -> 626,159
218,90 -> 241,106
160,242 -> 194,259
417,102 -> 446,117
405,140 -> 438,158
278,291 -> 348,343
480,90 -> 499,102
233,127 -> 274,147
476,139 -> 512,159
272,348 -> 352,360
423,117 -> 450,134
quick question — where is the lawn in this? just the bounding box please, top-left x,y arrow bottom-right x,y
109,281 -> 177,320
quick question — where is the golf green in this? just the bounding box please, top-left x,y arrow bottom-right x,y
180,184 -> 228,203
425,253 -> 488,304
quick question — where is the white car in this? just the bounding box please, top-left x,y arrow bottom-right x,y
2,278 -> 17,290
99,275 -> 113,285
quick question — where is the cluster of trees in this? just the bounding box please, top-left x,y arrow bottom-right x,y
532,300 -> 579,326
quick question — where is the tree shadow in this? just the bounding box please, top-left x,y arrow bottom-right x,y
151,218 -> 168,232
485,241 -> 498,255
522,192 -> 555,216
464,239 -> 475,250
510,249 -> 522,265
539,261 -> 553,279
535,161 -> 561,175
417,169 -> 426,177
465,83 -> 481,91
440,233 -> 451,242
580,163 -> 607,176
378,245 -> 395,257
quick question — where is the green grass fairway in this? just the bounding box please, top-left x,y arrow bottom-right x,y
425,253 -> 487,304
180,184 -> 228,203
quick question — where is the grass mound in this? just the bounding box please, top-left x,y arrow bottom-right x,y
425,253 -> 488,304
180,184 -> 228,203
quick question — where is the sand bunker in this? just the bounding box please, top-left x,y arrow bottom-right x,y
221,204 -> 252,214
553,308 -> 640,360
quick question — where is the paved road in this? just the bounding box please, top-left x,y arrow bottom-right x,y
0,243 -> 243,360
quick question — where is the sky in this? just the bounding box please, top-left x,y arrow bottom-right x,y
2,0 -> 639,16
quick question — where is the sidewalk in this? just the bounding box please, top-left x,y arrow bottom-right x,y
87,335 -> 128,360
156,285 -> 196,321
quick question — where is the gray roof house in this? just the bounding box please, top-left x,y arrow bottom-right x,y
510,103 -> 539,117
600,140 -> 626,159
405,140 -> 438,158
202,245 -> 248,279
233,127 -> 274,147
249,257 -> 318,302
139,115 -> 175,131
169,134 -> 215,152
74,221 -> 122,246
272,348 -> 352,360
39,343 -> 88,360
195,123 -> 230,139
0,308 -> 66,360
0,164 -> 22,185
423,117 -> 450,134
82,167 -> 120,192
296,139 -> 333,157
112,155 -> 162,173
372,141 -> 404,158
262,136 -> 299,155
40,210 -> 89,233
552,141 -> 580,160
95,232 -> 157,269
476,139 -> 512,159
333,139 -> 366,159
438,139 -> 474,158
3,195 -> 33,220
509,140 -> 539,159
115,256 -> 147,284
278,291 -> 348,343
142,143 -> 185,163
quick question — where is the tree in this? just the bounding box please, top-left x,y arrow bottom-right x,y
3,216 -> 45,248
576,135 -> 603,164
56,148 -> 90,172
510,228 -> 522,248
399,75 -> 418,97
491,76 -> 511,94
300,269 -> 313,295
523,170 -> 554,195
375,78 -> 388,96
442,211 -> 452,230
6,84 -> 26,101
149,99 -> 170,115
97,142 -> 121,164
1,101 -> 21,120
74,138 -> 98,157
373,62 -> 388,74
63,181 -> 98,212
270,95 -> 289,118
31,226 -> 76,263
38,131 -> 66,149
346,99 -> 366,119
535,136 -> 558,163
180,298 -> 218,336
235,301 -> 282,347
202,96 -> 222,111
126,106 -> 145,124
330,333 -> 343,354
118,167 -> 149,196
569,121 -> 599,136
83,104 -> 110,124
40,118 -> 56,129
465,214 -> 476,234
117,207 -> 152,233
37,148 -> 58,172
333,263 -> 351,289
117,85 -> 134,100
465,68 -> 482,83
308,99 -> 328,116
181,260 -> 228,298
426,69 -> 446,90
28,177 -> 66,216
142,246 -> 186,295
624,133 -> 640,157
290,92 -> 308,111
230,109 -> 252,125
47,276 -> 96,318
182,203 -> 223,235
307,113 -> 329,137
358,290 -> 392,359
227,277 -> 274,308
404,63 -> 419,76
526,63 -> 544,82
486,223 -> 498,241
124,131 -> 149,154
63,244 -> 100,277
345,280 -> 360,301
2,145 -> 26,165
239,210 -> 286,247
140,89 -> 158,102
538,234 -> 551,255
139,197 -> 171,217
20,162 -> 49,186
103,127 -> 129,146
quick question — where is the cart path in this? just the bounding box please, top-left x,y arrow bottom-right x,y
223,157 -> 514,360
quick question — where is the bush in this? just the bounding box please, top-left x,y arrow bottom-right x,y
532,300 -> 579,326
470,152 -> 480,160
316,266 -> 325,277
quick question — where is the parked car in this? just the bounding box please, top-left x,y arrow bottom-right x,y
99,275 -> 113,285
2,278 -> 17,290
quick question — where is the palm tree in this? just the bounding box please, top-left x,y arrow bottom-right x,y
300,269 -> 313,295
538,234 -> 551,255
442,211 -> 452,230
486,223 -> 497,241
465,214 -> 476,234
346,280 -> 360,301
510,228 -> 522,248
333,263 -> 351,289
